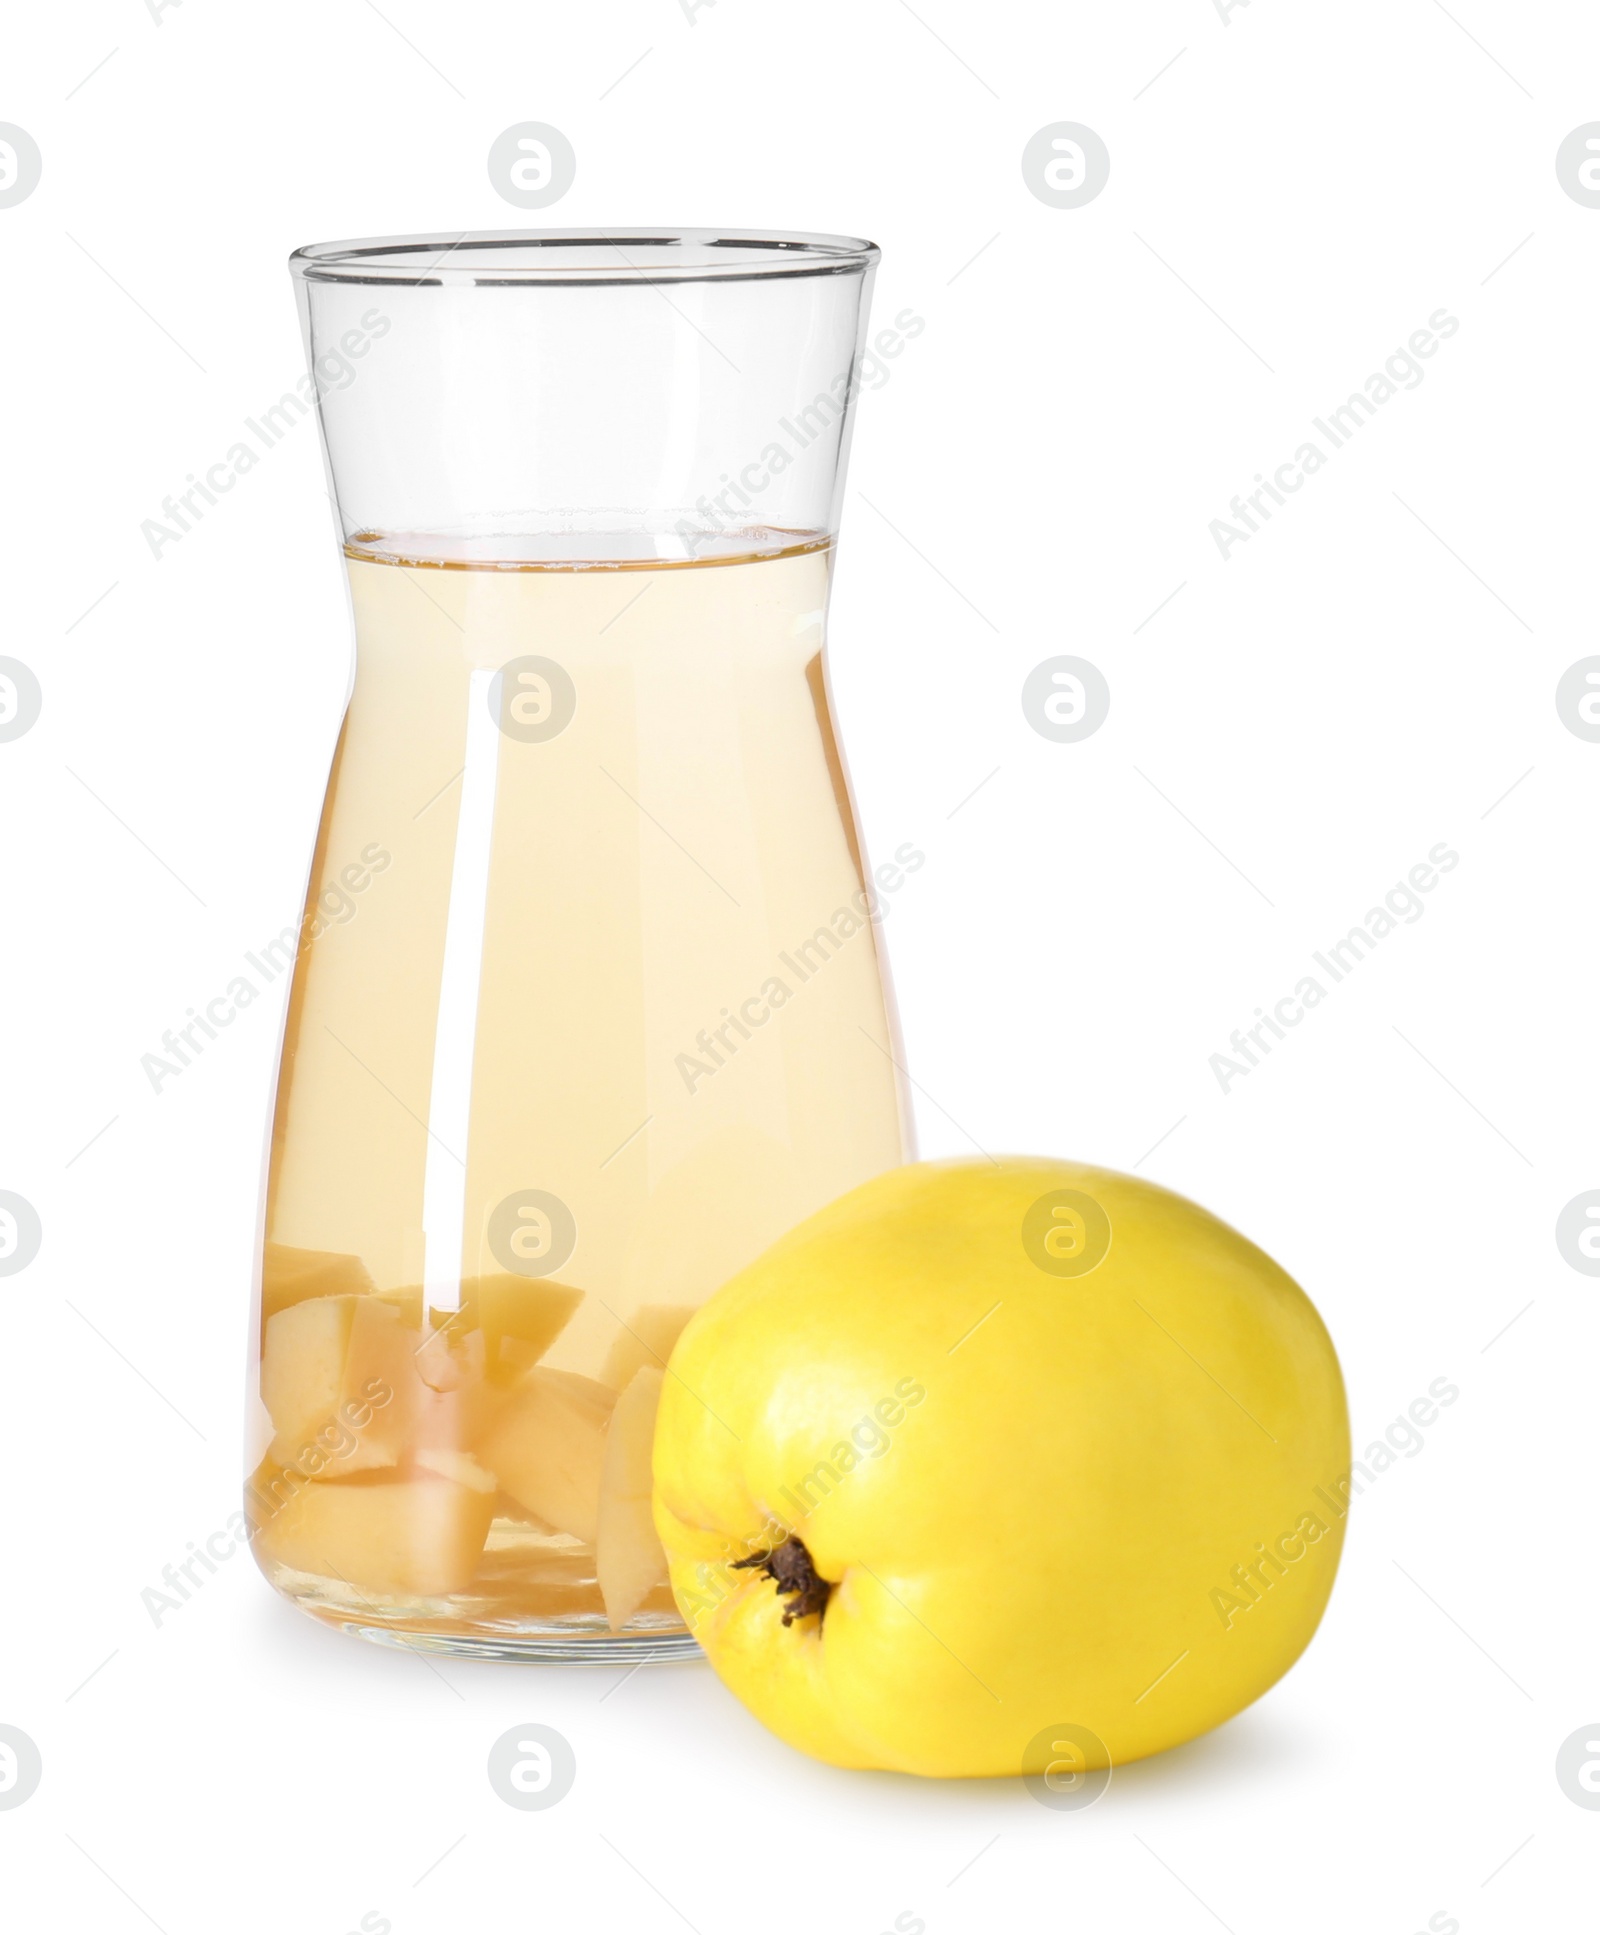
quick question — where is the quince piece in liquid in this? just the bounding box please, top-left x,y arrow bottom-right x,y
596,1367 -> 669,1630
481,1368 -> 615,1544
255,1474 -> 493,1598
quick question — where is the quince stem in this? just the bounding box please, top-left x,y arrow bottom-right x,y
731,1536 -> 831,1627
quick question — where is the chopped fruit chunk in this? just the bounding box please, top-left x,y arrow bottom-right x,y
414,1447 -> 496,1493
408,1334 -> 499,1458
602,1304 -> 696,1390
481,1368 -> 616,1543
410,1376 -> 503,1459
597,1367 -> 668,1631
337,1296 -> 424,1470
258,1246 -> 422,1345
245,1455 -> 304,1525
261,1243 -> 374,1325
254,1476 -> 493,1597
262,1295 -> 357,1453
261,1295 -> 423,1474
429,1276 -> 583,1360
264,1242 -> 366,1297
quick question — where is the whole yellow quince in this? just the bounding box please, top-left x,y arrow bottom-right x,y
653,1158 -> 1349,1779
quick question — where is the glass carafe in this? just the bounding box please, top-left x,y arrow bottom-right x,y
246,230 -> 910,1660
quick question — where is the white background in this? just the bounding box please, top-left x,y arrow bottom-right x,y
3,1 -> 1597,1930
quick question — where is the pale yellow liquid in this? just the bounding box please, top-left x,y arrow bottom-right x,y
251,535 -> 909,1648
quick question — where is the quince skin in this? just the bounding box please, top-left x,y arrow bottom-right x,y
653,1159 -> 1349,1778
